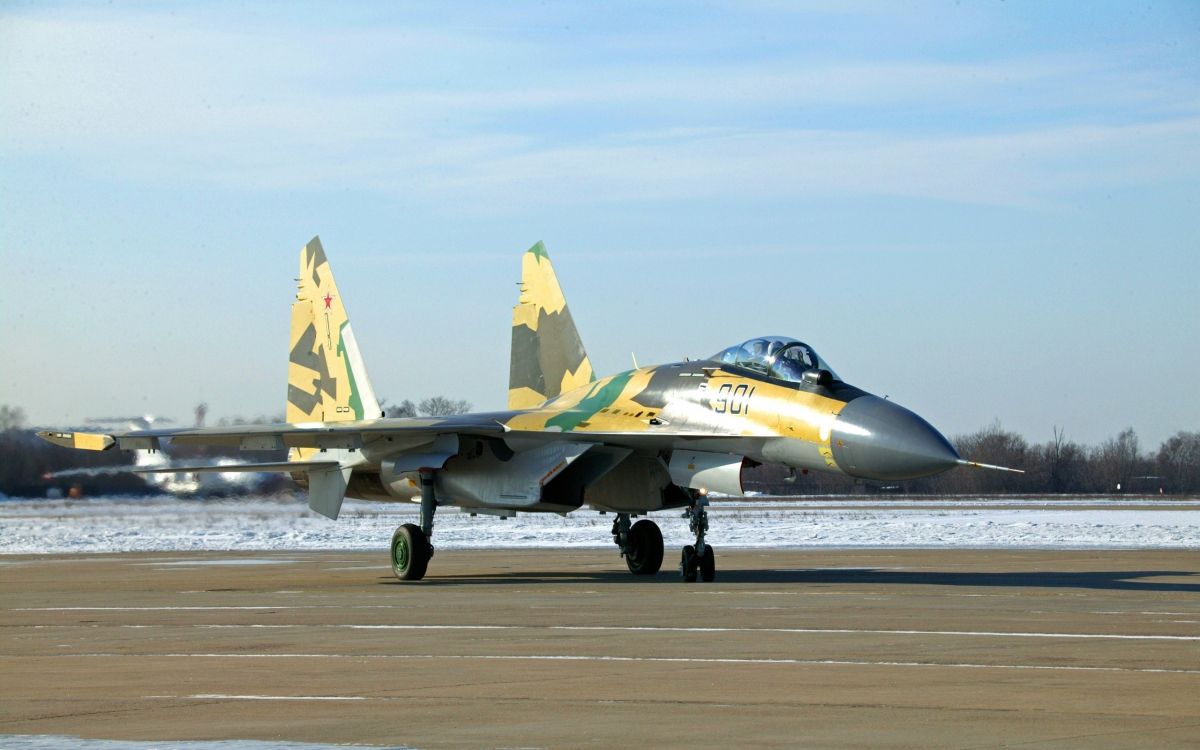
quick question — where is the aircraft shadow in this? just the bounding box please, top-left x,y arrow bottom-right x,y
381,568 -> 1200,593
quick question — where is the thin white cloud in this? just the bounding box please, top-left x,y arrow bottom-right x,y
412,118 -> 1200,209
2,7 -> 1197,211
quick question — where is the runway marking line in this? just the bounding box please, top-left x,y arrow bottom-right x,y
156,694 -> 366,701
163,623 -> 1200,641
11,606 -> 397,611
548,625 -> 1200,641
38,652 -> 1200,675
16,618 -> 1198,641
1092,611 -> 1200,616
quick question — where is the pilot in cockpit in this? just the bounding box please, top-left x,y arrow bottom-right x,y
771,345 -> 815,383
712,337 -> 839,383
771,350 -> 798,381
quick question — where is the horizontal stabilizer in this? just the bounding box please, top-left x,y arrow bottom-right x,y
307,464 -> 352,520
957,459 -> 1025,474
131,460 -> 340,474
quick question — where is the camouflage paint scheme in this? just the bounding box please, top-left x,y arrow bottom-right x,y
285,237 -> 381,465
287,237 -> 379,425
508,241 -> 594,410
40,237 -> 967,522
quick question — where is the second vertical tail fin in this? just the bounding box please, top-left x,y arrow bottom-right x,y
509,241 -> 595,409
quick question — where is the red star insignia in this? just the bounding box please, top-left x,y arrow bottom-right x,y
323,293 -> 333,309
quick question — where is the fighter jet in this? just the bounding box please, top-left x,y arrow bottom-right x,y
40,237 -> 1013,582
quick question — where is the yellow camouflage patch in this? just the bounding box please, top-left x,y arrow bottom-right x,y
287,236 -> 380,461
37,431 -> 115,451
509,242 -> 595,410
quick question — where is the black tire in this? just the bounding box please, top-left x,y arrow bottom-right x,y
625,519 -> 664,575
680,544 -> 698,583
699,544 -> 716,582
391,523 -> 431,581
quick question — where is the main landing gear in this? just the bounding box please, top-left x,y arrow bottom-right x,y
612,493 -> 716,582
391,469 -> 437,581
680,495 -> 715,582
613,513 -> 664,575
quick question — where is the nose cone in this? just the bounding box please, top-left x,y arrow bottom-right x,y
830,395 -> 959,480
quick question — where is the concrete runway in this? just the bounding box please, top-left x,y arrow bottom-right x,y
2,548 -> 1199,749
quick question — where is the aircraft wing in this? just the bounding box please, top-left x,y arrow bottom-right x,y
38,414 -> 746,522
130,460 -> 341,474
39,416 -> 741,454
38,416 -> 509,453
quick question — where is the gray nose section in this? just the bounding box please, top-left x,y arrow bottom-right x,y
830,396 -> 959,480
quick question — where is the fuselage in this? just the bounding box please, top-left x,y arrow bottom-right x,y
505,355 -> 960,482
346,346 -> 959,513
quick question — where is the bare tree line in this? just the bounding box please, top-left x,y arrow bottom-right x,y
381,397 -> 473,418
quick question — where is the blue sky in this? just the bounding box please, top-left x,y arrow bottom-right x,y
2,1 -> 1197,448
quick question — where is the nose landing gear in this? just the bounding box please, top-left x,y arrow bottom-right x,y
680,495 -> 715,582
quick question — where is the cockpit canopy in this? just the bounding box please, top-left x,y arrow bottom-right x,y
709,336 -> 840,384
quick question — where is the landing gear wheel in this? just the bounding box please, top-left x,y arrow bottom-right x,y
699,545 -> 716,582
625,519 -> 664,575
681,544 -> 698,583
391,523 -> 431,581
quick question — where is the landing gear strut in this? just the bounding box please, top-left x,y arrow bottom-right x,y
680,494 -> 715,582
612,513 -> 664,575
391,469 -> 437,581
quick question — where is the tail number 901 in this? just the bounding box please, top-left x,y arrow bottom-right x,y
712,383 -> 755,415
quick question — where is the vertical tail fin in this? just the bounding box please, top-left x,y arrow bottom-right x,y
509,241 -> 595,409
287,236 -> 381,425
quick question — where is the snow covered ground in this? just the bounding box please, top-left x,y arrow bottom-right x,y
1,495 -> 1197,554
